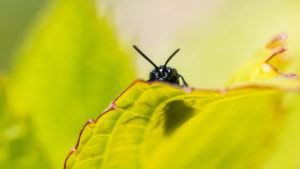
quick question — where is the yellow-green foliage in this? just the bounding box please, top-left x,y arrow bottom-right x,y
1,0 -> 135,168
65,82 -> 300,169
1,0 -> 300,169
65,34 -> 300,168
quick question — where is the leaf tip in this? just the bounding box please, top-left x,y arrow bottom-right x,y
266,33 -> 288,49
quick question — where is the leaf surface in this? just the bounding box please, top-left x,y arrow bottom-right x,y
0,77 -> 51,169
7,0 -> 135,167
65,34 -> 300,169
65,80 -> 300,169
229,34 -> 294,85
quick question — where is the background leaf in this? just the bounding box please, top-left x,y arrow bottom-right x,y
0,0 -> 45,72
0,77 -> 51,169
229,34 -> 293,85
6,0 -> 135,168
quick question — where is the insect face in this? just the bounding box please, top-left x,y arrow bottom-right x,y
133,45 -> 188,87
149,66 -> 179,84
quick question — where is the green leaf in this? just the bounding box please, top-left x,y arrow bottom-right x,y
64,34 -> 300,169
65,79 -> 300,169
7,0 -> 135,168
0,77 -> 51,169
229,34 -> 294,85
261,93 -> 300,169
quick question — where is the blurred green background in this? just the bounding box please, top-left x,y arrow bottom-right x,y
0,0 -> 299,168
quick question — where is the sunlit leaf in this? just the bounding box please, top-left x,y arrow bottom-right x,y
65,79 -> 300,169
0,77 -> 51,169
65,33 -> 300,169
7,0 -> 135,168
261,93 -> 300,169
229,34 -> 295,85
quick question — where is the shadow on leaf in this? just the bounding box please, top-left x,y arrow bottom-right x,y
164,100 -> 195,136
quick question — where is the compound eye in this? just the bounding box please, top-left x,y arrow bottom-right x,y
155,71 -> 160,77
163,71 -> 169,78
152,70 -> 159,78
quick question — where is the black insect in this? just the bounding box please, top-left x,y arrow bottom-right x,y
133,45 -> 188,87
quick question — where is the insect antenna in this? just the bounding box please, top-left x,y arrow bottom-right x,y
164,48 -> 180,67
133,45 -> 159,69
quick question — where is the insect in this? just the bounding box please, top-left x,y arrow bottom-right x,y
133,45 -> 188,87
